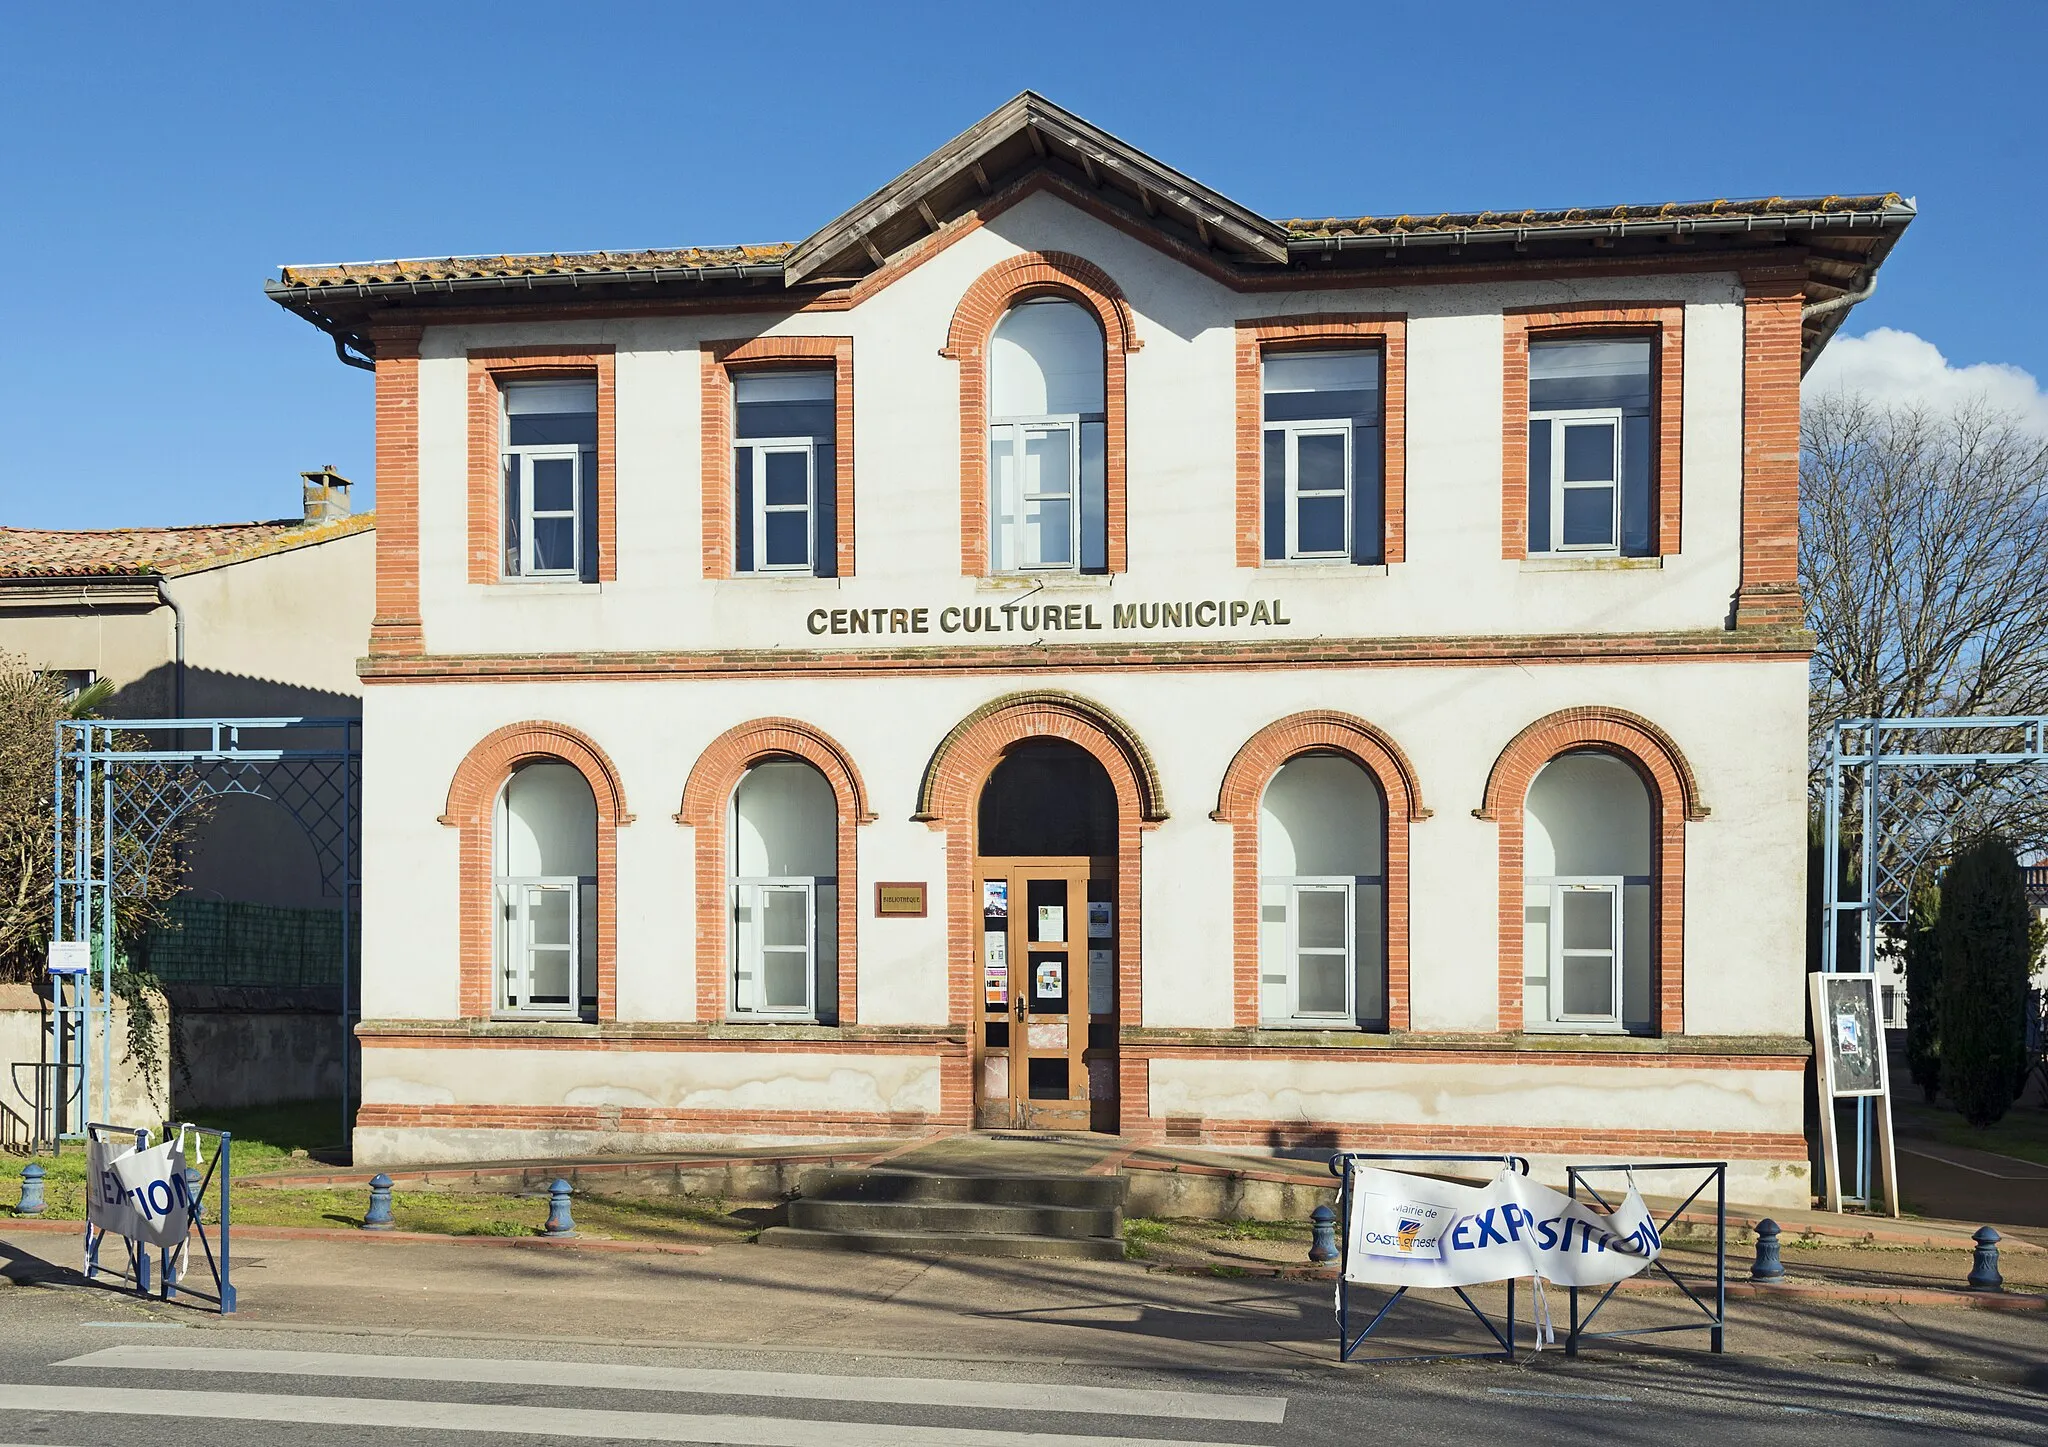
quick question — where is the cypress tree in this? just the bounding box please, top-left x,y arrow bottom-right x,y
1902,883 -> 1941,1102
1934,837 -> 2032,1128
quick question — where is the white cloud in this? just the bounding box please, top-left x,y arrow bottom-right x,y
1806,327 -> 2048,432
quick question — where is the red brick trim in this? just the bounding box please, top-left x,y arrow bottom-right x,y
1477,707 -> 1705,1037
1736,276 -> 1806,627
677,719 -> 875,1026
699,336 -> 855,580
440,721 -> 632,1021
942,252 -> 1141,576
1501,303 -> 1684,561
1234,315 -> 1408,567
919,691 -> 1153,1127
1212,712 -> 1428,1031
368,327 -> 424,655
466,347 -> 617,585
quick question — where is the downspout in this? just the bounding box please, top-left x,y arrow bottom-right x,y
1803,274 -> 1877,321
157,576 -> 185,716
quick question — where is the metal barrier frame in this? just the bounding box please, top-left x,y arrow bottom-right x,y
1564,1161 -> 1724,1356
82,1120 -> 235,1315
1327,1151 -> 1531,1364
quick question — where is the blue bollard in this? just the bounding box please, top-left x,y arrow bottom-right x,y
362,1173 -> 395,1231
1749,1218 -> 1785,1283
1968,1227 -> 2002,1292
542,1178 -> 575,1238
1308,1203 -> 1338,1263
15,1162 -> 45,1216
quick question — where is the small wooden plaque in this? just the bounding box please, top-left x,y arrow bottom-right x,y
875,881 -> 927,918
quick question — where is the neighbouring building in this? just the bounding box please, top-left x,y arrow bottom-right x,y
268,94 -> 1912,1205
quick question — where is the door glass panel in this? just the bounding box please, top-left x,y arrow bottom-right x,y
1560,955 -> 1615,1017
1297,432 -> 1347,490
1027,880 -> 1068,942
1560,889 -> 1613,950
763,450 -> 808,506
1025,495 -> 1072,567
532,517 -> 575,572
529,887 -> 571,946
532,457 -> 576,511
1027,1057 -> 1069,1100
1560,488 -> 1615,548
1562,423 -> 1616,482
1024,427 -> 1072,495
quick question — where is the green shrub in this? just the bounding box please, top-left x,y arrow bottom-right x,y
1934,837 -> 2032,1128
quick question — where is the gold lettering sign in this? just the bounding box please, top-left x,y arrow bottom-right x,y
804,600 -> 1294,638
875,882 -> 927,918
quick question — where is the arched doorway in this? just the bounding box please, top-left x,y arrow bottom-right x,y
975,740 -> 1119,1132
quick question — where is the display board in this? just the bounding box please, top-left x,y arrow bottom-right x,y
1808,971 -> 1900,1216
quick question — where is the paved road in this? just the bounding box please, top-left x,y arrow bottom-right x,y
1,1289 -> 2044,1445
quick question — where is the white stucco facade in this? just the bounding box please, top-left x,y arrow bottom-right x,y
282,107 -> 1877,1209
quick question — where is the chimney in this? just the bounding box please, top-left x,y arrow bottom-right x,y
300,466 -> 353,524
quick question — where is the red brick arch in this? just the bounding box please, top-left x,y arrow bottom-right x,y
1476,707 -> 1708,1036
1212,712 -> 1428,1031
918,690 -> 1159,1131
677,719 -> 875,1025
441,721 -> 632,1021
942,251 -> 1142,576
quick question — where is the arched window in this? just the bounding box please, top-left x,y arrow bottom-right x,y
988,299 -> 1106,574
730,761 -> 838,1021
1523,751 -> 1653,1033
1259,754 -> 1386,1029
494,761 -> 597,1018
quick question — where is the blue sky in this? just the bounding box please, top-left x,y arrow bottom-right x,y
2,2 -> 2042,529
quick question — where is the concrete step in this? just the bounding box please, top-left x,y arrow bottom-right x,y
756,1225 -> 1127,1261
797,1168 -> 1126,1210
788,1198 -> 1121,1239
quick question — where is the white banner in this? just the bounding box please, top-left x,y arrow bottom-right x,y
88,1137 -> 192,1250
1343,1165 -> 1661,1289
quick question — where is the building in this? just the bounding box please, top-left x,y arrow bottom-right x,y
268,94 -> 1912,1205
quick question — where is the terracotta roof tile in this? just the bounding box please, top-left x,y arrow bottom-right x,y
1280,194 -> 1908,240
0,514 -> 372,579
278,244 -> 794,289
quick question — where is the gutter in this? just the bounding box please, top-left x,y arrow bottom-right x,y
263,261 -> 787,308
1284,206 -> 1913,256
1802,274 -> 1877,321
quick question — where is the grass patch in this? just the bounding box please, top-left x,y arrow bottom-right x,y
1213,1219 -> 1304,1242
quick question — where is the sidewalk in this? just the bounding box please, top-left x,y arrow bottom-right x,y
6,1224 -> 2046,1388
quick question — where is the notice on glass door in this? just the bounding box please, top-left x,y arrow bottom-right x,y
1035,958 -> 1064,1000
1036,905 -> 1065,941
984,933 -> 1008,1005
1088,901 -> 1112,938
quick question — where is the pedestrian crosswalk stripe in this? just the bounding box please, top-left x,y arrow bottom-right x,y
0,1385 -> 1276,1446
59,1345 -> 1286,1423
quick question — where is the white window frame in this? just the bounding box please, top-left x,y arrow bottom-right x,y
496,875 -> 587,1019
505,444 -> 584,580
989,416 -> 1082,573
731,876 -> 830,1020
1266,421 -> 1353,562
1533,407 -> 1623,556
1260,874 -> 1379,1027
740,437 -> 817,575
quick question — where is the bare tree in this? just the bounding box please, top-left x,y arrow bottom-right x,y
0,653 -> 206,983
1801,393 -> 2048,854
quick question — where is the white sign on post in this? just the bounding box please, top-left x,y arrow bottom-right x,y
88,1136 -> 193,1250
46,940 -> 89,975
1343,1165 -> 1662,1289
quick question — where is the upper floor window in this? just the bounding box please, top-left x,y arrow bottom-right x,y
495,761 -> 597,1019
730,760 -> 838,1021
1258,753 -> 1386,1030
1262,350 -> 1383,565
988,300 -> 1106,574
1522,750 -> 1652,1034
502,381 -> 598,582
735,370 -> 837,577
1526,340 -> 1653,557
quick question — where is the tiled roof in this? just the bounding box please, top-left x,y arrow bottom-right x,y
0,514 -> 373,579
279,245 -> 794,290
1280,193 -> 1908,240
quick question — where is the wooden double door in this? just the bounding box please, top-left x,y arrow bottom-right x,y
974,855 -> 1117,1132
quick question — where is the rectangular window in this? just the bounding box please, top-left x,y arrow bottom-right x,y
990,420 -> 1107,572
731,877 -> 836,1018
501,381 -> 599,582
1527,340 -> 1653,557
1261,350 -> 1383,565
496,877 -> 596,1017
735,370 -> 836,577
1258,875 -> 1381,1027
1524,874 -> 1651,1031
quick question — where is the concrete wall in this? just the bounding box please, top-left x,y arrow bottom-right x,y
167,987 -> 351,1111
0,982 -> 169,1137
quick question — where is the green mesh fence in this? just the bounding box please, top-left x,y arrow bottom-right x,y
142,898 -> 358,988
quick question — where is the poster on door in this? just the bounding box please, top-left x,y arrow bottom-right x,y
983,933 -> 1008,1005
1036,904 -> 1064,941
1088,901 -> 1112,939
1035,957 -> 1064,1000
982,880 -> 1008,920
